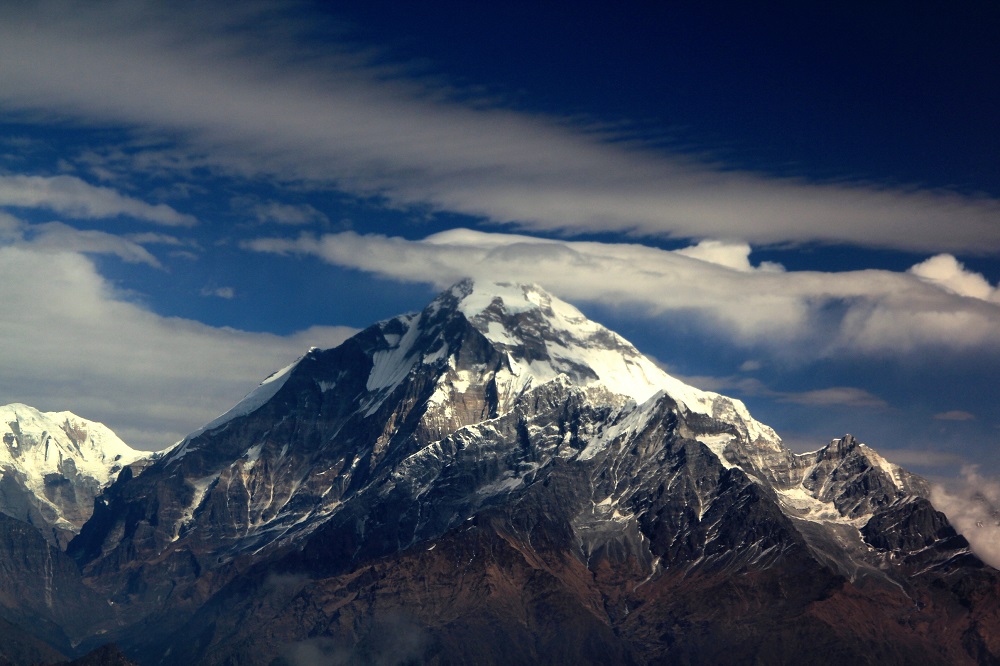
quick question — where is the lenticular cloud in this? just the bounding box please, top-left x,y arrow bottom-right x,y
246,228 -> 1000,355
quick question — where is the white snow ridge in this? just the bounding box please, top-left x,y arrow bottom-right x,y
450,280 -> 776,443
0,403 -> 148,540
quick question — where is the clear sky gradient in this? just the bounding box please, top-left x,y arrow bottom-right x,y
0,2 -> 998,528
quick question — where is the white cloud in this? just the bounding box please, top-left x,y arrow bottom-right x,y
675,239 -> 783,273
201,286 -> 235,299
0,211 -> 23,241
672,373 -> 886,409
776,387 -> 888,408
1,213 -> 168,267
245,228 -> 1000,355
0,4 -> 996,253
0,245 -> 354,450
25,221 -> 163,267
934,410 -> 976,421
0,211 -> 182,269
909,254 -> 999,302
931,466 -> 1000,569
0,174 -> 195,226
251,201 -> 329,226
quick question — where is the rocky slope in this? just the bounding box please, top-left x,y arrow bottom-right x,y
0,512 -> 113,661
0,404 -> 149,548
58,280 -> 1000,664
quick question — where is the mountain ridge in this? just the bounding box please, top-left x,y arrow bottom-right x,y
10,279 -> 998,664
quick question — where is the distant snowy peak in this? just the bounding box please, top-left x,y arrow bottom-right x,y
0,403 -> 148,541
0,403 -> 144,483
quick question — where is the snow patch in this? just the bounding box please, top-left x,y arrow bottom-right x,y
244,442 -> 264,467
698,434 -> 737,469
367,314 -> 421,393
776,485 -> 872,528
175,472 -> 221,535
422,342 -> 449,365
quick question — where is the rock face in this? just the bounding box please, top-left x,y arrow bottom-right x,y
0,404 -> 150,548
50,644 -> 138,666
0,512 -> 113,662
49,280 -> 1000,664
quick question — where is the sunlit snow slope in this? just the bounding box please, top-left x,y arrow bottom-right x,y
0,403 -> 147,545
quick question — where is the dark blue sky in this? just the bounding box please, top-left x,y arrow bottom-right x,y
0,1 -> 997,496
331,1 -> 1000,195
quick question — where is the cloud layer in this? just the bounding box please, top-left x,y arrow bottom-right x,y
0,243 -> 353,449
0,2 -> 998,253
247,228 -> 1000,355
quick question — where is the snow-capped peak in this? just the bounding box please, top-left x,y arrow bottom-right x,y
444,279 -> 688,405
444,280 -> 771,435
0,403 -> 144,482
0,403 -> 149,538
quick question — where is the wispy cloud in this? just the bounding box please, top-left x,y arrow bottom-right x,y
776,387 -> 888,408
931,466 -> 1000,569
2,212 -> 167,267
250,201 -> 330,226
0,244 -> 354,449
0,174 -> 195,226
880,449 -> 967,468
0,3 -> 997,253
245,228 -> 1000,354
25,221 -> 164,267
673,374 -> 886,410
934,410 -> 976,421
125,231 -> 200,251
201,285 -> 236,299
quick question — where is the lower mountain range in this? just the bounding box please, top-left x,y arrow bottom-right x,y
0,280 -> 997,665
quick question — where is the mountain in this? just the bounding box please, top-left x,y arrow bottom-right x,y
0,404 -> 150,547
60,280 -> 1000,664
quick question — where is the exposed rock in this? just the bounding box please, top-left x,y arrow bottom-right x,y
0,513 -> 112,660
50,644 -> 137,666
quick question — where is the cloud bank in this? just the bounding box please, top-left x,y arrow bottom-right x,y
246,228 -> 1000,355
0,244 -> 354,449
0,2 -> 997,253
